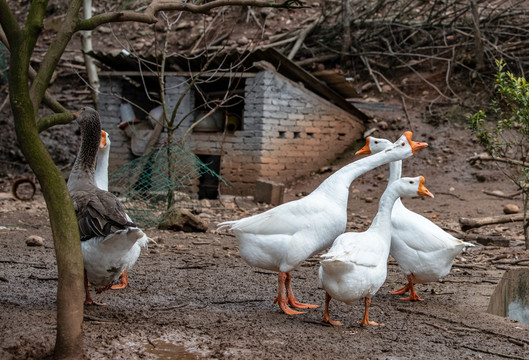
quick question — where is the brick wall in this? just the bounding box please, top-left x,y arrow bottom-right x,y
98,70 -> 364,197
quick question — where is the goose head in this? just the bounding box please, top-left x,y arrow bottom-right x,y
355,136 -> 393,155
356,131 -> 428,159
100,130 -> 110,150
394,176 -> 435,199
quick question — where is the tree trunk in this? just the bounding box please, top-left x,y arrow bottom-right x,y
9,26 -> 85,360
522,193 -> 529,250
81,0 -> 99,105
470,0 -> 485,71
341,0 -> 352,66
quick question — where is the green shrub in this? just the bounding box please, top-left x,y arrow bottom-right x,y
469,59 -> 529,248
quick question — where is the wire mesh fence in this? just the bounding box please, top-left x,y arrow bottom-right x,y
109,142 -> 224,227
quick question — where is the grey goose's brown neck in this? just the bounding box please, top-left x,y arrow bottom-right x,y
68,108 -> 101,191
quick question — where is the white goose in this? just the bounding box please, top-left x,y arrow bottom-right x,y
319,176 -> 434,326
68,107 -> 149,305
217,131 -> 428,315
94,130 -> 151,290
359,136 -> 474,301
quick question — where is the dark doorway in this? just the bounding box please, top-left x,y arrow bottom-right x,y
197,154 -> 221,199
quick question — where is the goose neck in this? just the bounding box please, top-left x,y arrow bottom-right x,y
370,186 -> 400,232
388,160 -> 402,183
316,150 -> 401,194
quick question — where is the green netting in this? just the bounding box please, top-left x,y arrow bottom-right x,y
108,142 -> 224,227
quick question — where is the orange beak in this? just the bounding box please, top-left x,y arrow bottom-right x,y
100,131 -> 107,149
417,176 -> 434,198
404,131 -> 428,153
355,137 -> 371,155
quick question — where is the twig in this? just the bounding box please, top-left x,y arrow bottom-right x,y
154,303 -> 189,311
400,95 -> 412,130
483,190 -> 522,199
287,13 -> 324,60
492,258 -> 529,265
451,263 -> 487,270
436,191 -> 465,200
461,344 -> 527,360
83,314 -> 117,323
426,322 -> 453,333
28,274 -> 58,281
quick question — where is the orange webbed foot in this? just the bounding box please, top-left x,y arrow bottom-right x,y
84,299 -> 106,306
288,299 -> 319,309
278,300 -> 305,315
111,270 -> 129,290
389,283 -> 410,295
323,315 -> 343,326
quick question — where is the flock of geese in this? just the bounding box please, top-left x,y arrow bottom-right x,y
69,107 -> 473,325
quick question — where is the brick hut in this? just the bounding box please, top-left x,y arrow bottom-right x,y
92,49 -> 367,200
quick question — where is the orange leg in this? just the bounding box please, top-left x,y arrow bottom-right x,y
111,269 -> 130,290
273,272 -> 304,315
322,292 -> 342,326
84,270 -> 106,306
399,274 -> 424,301
357,297 -> 384,326
285,272 -> 318,309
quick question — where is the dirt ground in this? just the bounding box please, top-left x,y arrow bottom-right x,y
1,2 -> 529,358
1,98 -> 529,359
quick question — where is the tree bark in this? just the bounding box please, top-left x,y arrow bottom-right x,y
5,13 -> 85,360
81,0 -> 99,106
2,1 -> 85,358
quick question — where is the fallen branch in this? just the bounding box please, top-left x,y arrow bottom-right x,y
459,214 -> 524,230
468,153 -> 527,167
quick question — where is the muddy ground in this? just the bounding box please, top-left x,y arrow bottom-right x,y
1,99 -> 529,359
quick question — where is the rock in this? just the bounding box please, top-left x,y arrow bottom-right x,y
503,204 -> 519,214
377,121 -> 388,130
26,235 -> 44,247
235,196 -> 258,211
364,197 -> 374,203
158,207 -> 208,232
376,174 -> 385,180
237,36 -> 249,45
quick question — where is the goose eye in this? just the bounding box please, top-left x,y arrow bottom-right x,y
374,141 -> 379,144
409,181 -> 414,184
401,142 -> 406,146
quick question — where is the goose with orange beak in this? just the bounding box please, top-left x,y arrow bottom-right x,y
319,176 -> 434,326
93,130 -> 152,290
68,107 -> 150,305
360,135 -> 474,302
218,131 -> 428,315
